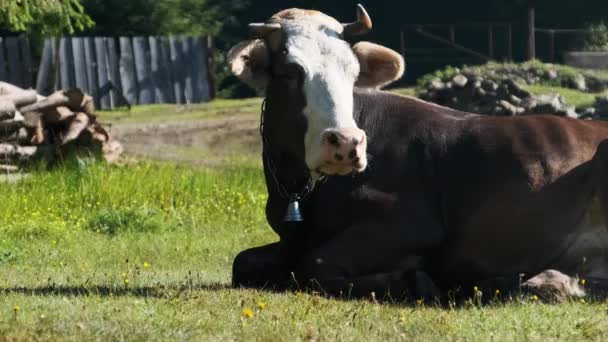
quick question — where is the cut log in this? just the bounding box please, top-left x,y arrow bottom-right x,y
61,112 -> 89,145
0,144 -> 53,161
0,164 -> 19,173
0,127 -> 29,144
0,82 -> 27,95
22,111 -> 42,128
18,88 -> 87,114
0,90 -> 38,108
43,106 -> 74,123
0,111 -> 25,132
0,100 -> 16,120
18,91 -> 70,113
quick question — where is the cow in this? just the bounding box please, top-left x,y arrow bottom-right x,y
228,4 -> 608,300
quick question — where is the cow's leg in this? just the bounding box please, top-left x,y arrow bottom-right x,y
293,217 -> 444,299
232,242 -> 291,289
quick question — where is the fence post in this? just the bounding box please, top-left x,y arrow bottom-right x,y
527,7 -> 536,60
488,24 -> 494,58
548,30 -> 555,62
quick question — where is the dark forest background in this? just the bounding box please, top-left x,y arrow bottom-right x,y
1,0 -> 608,93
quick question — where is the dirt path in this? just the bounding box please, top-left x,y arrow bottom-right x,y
108,114 -> 261,166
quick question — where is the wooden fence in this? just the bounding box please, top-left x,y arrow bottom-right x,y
0,36 -> 34,89
36,36 -> 213,109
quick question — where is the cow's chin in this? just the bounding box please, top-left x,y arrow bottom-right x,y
313,158 -> 368,177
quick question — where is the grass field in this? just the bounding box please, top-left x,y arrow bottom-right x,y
1,92 -> 608,340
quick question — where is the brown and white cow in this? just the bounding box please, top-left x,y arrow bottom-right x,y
229,4 -> 608,300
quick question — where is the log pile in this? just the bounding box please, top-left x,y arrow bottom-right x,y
0,82 -> 122,171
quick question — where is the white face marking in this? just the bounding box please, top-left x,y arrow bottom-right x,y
281,22 -> 361,171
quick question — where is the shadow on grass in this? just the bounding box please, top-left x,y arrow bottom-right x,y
0,283 -> 232,298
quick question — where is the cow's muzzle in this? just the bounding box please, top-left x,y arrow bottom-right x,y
316,128 -> 367,175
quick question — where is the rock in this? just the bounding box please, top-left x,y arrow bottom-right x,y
481,80 -> 498,92
429,78 -> 446,91
504,79 -> 531,98
452,74 -> 468,88
522,269 -> 585,303
547,69 -> 558,80
522,93 -> 566,115
498,100 -> 519,116
509,94 -> 522,105
571,74 -> 587,91
579,107 -> 596,120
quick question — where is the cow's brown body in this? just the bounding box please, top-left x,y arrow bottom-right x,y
233,89 -> 608,298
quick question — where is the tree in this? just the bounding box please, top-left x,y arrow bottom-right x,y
0,0 -> 93,36
82,0 -> 246,38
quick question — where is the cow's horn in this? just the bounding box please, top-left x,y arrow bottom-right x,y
249,23 -> 281,38
343,4 -> 372,37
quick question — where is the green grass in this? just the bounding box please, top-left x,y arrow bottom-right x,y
98,97 -> 262,124
2,79 -> 608,339
522,84 -> 608,109
0,158 -> 606,340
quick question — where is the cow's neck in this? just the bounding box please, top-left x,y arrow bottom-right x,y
261,101 -> 312,202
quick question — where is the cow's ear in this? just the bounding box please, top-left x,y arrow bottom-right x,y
353,42 -> 405,89
227,39 -> 270,91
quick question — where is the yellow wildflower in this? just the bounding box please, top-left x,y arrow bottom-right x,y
581,279 -> 586,286
473,286 -> 479,292
143,262 -> 151,268
532,295 -> 539,301
495,289 -> 500,295
124,279 -> 129,284
13,305 -> 20,312
580,298 -> 586,304
242,308 -> 254,319
122,272 -> 127,278
416,299 -> 423,305
257,301 -> 267,310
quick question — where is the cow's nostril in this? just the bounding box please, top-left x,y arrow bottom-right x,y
352,157 -> 360,164
326,133 -> 339,146
352,137 -> 360,146
348,149 -> 357,160
334,153 -> 344,161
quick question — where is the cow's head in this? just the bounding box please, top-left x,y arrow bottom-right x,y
228,5 -> 404,177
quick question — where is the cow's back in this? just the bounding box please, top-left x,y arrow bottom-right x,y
354,90 -> 608,282
436,113 -> 608,280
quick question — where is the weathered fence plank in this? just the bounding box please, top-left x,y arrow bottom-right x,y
32,35 -> 212,109
133,37 -> 153,104
169,36 -> 184,104
36,39 -> 54,95
0,38 -> 7,82
72,38 -> 89,94
188,37 -> 202,103
83,37 -> 99,108
159,37 -> 175,103
5,38 -> 23,86
59,38 -> 75,90
150,36 -> 174,103
94,37 -> 111,109
106,38 -> 123,108
119,37 -> 138,105
19,36 -> 32,88
181,38 -> 194,103
192,36 -> 211,102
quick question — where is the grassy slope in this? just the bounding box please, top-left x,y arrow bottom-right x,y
522,84 -> 607,109
1,95 -> 607,339
99,97 -> 263,124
